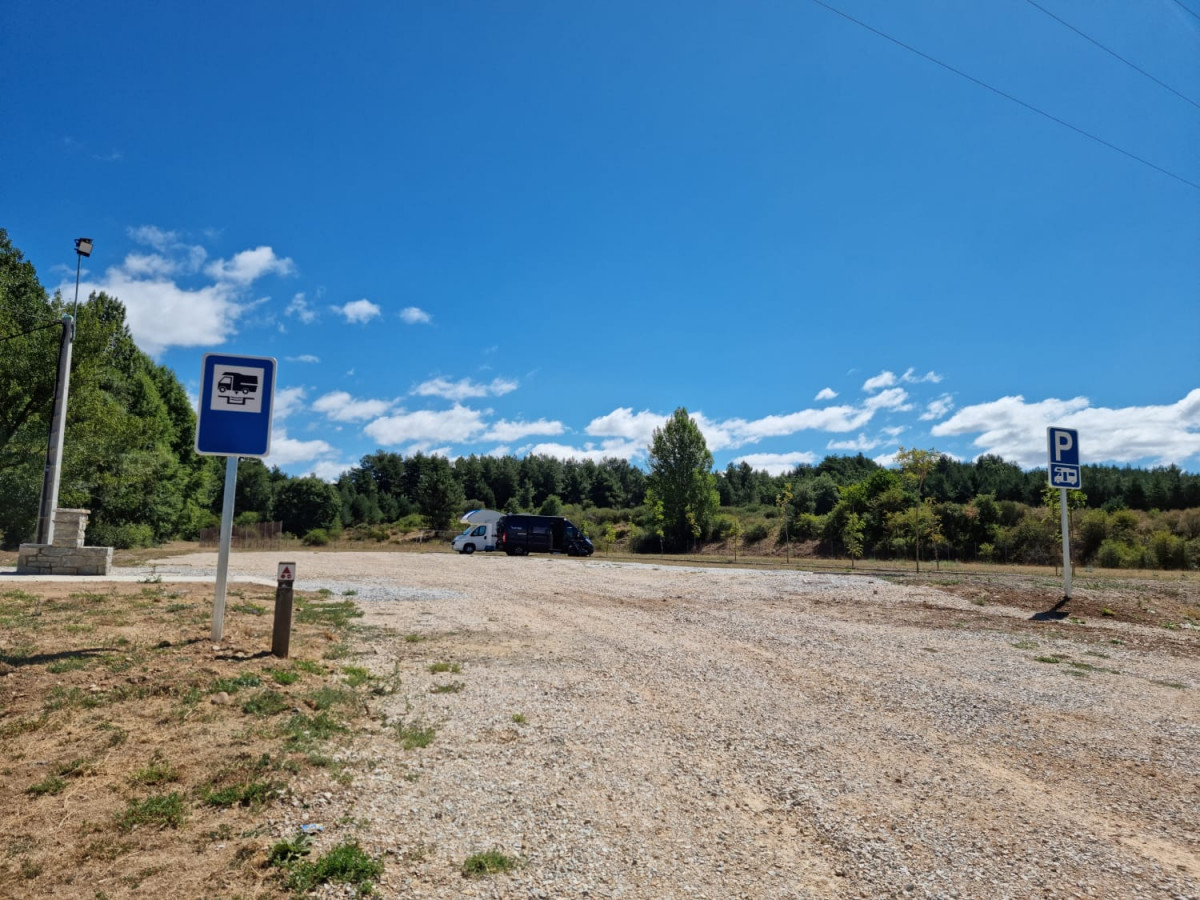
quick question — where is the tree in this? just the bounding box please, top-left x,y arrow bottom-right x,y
776,481 -> 793,563
645,407 -> 719,551
273,476 -> 341,536
895,446 -> 942,572
843,512 -> 864,568
416,458 -> 466,530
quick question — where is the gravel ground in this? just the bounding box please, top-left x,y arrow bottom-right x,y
148,551 -> 1199,900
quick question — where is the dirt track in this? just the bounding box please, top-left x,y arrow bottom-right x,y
150,550 -> 1200,899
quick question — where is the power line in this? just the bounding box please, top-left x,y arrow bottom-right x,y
1168,0 -> 1200,24
1024,0 -> 1200,112
0,320 -> 62,344
806,0 -> 1200,192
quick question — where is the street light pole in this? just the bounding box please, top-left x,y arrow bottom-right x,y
33,238 -> 91,546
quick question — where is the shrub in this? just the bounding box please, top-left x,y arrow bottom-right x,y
302,528 -> 331,546
743,522 -> 771,544
87,522 -> 155,549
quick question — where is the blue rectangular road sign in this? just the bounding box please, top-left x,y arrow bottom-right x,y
196,354 -> 277,457
1047,426 -> 1081,489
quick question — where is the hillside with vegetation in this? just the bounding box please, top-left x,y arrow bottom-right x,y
2,229 -> 1197,569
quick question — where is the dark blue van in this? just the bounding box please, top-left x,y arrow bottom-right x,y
495,515 -> 594,557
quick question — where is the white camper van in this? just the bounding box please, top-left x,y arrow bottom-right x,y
451,509 -> 501,554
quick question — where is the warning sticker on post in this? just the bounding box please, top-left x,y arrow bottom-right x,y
277,562 -> 296,583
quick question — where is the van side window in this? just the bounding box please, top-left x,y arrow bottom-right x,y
472,525 -> 486,536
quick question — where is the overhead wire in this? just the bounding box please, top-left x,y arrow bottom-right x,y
806,0 -> 1200,192
1023,0 -> 1200,112
1167,0 -> 1200,24
0,320 -> 63,345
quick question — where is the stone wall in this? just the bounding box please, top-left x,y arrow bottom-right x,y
17,508 -> 113,576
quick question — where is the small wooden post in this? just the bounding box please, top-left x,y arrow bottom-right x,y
272,561 -> 296,658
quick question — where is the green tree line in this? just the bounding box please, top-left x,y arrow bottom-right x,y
2,229 -> 1197,569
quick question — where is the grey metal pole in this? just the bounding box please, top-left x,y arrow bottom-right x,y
212,456 -> 239,643
1060,487 -> 1072,599
35,314 -> 75,545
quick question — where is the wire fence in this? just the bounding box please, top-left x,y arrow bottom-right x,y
198,521 -> 284,550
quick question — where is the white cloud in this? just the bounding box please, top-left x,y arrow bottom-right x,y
286,354 -> 320,363
862,368 -> 942,392
863,371 -> 898,392
127,225 -> 178,251
312,391 -> 394,423
400,306 -> 432,324
585,408 -> 668,444
273,386 -> 307,421
308,460 -> 354,482
920,394 -> 955,421
364,404 -> 488,445
70,270 -> 243,356
826,433 -> 884,452
484,418 -> 565,442
333,299 -> 381,324
413,376 -> 518,401
521,440 -> 643,462
268,428 -> 336,466
864,387 -> 912,411
931,390 -> 1200,467
286,293 -> 317,324
815,387 -> 838,401
732,452 -> 818,476
901,368 -> 942,385
121,252 -> 179,278
206,246 -> 295,284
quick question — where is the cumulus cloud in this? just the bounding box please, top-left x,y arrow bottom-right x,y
862,371 -> 897,392
931,390 -> 1200,468
585,408 -> 667,445
400,306 -> 432,324
312,391 -> 394,423
286,293 -> 317,324
521,440 -> 644,462
333,299 -> 381,324
268,428 -> 336,466
863,368 -> 942,392
206,246 -> 295,284
413,376 -> 518,401
731,452 -> 818,476
364,404 -> 488,445
61,229 -> 296,356
826,434 -> 884,452
483,419 -> 565,442
815,387 -> 838,401
309,460 -> 355,481
273,386 -> 308,421
920,394 -> 955,421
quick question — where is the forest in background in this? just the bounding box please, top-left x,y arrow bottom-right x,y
2,228 -> 1198,569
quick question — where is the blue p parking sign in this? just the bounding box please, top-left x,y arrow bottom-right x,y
1047,427 -> 1081,489
196,353 -> 277,457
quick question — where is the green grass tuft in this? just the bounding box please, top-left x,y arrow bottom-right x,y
462,848 -> 518,878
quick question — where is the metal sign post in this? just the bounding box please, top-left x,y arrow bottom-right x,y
1047,427 -> 1081,600
195,353 -> 277,643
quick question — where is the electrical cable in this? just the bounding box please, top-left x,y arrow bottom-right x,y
0,320 -> 63,344
806,0 -> 1200,192
1167,0 -> 1200,24
1024,0 -> 1200,111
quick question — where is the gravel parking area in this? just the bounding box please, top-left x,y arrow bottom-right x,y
151,550 -> 1199,899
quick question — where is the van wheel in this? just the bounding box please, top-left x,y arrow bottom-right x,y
462,544 -> 475,555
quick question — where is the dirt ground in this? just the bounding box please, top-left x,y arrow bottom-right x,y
0,579 -> 385,899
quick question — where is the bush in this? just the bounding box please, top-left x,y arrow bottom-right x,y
302,528 -> 331,546
743,522 -> 771,544
86,522 -> 155,549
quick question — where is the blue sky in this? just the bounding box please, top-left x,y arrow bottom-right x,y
4,0 -> 1198,478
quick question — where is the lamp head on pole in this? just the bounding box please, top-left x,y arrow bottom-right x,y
74,238 -> 93,258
